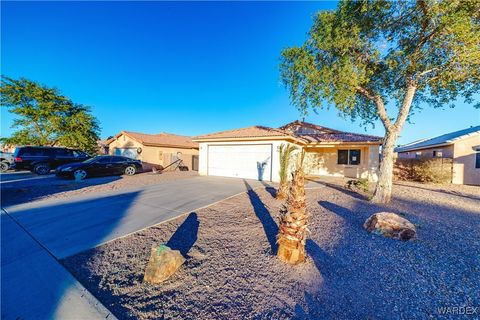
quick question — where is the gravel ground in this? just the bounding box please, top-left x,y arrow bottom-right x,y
1,171 -> 198,206
63,181 -> 480,319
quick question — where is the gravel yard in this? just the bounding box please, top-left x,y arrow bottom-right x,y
63,181 -> 480,319
1,171 -> 198,206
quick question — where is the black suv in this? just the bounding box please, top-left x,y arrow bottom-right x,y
12,146 -> 91,175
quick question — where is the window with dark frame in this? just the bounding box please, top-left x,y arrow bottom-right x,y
338,150 -> 349,165
349,149 -> 361,165
337,149 -> 361,165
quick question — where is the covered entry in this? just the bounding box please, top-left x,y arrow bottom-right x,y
207,144 -> 272,181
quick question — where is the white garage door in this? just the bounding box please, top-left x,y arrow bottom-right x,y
208,144 -> 272,181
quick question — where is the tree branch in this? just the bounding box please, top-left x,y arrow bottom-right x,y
356,86 -> 393,129
394,83 -> 417,131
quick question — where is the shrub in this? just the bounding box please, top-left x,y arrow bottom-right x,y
345,178 -> 369,193
394,158 -> 452,184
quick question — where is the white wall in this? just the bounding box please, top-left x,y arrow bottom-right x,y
199,141 -> 380,182
198,140 -> 296,182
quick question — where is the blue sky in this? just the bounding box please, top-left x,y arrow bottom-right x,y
1,1 -> 479,145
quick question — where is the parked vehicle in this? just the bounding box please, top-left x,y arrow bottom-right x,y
0,151 -> 14,172
55,155 -> 142,179
12,146 -> 91,175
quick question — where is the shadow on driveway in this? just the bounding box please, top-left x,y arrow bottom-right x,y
1,190 -> 141,319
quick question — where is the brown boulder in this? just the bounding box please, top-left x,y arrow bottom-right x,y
364,212 -> 416,241
144,245 -> 185,284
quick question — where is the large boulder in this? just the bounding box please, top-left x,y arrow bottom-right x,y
144,245 -> 185,284
364,212 -> 416,241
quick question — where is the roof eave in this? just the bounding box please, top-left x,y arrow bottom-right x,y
396,142 -> 452,153
142,142 -> 199,149
305,140 -> 382,146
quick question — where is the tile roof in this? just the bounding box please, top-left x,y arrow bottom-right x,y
301,132 -> 383,143
395,126 -> 480,153
280,120 -> 341,134
194,126 -> 295,140
194,121 -> 382,144
110,131 -> 198,148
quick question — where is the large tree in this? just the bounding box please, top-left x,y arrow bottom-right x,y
280,0 -> 480,203
1,76 -> 100,154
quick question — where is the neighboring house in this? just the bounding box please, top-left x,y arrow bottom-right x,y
97,139 -> 110,155
395,126 -> 480,185
106,131 -> 199,171
193,120 -> 382,182
1,143 -> 17,153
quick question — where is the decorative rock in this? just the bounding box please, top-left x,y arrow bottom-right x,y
144,245 -> 185,284
364,212 -> 416,241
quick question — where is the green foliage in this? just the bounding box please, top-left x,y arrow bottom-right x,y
1,76 -> 100,154
345,178 -> 370,193
277,143 -> 298,198
280,0 -> 480,124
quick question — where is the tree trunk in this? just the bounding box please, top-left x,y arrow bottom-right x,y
371,83 -> 417,204
371,130 -> 398,203
277,167 -> 308,265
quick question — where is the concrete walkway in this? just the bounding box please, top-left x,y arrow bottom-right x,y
1,210 -> 115,320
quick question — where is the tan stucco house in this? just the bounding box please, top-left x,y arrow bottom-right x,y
106,131 -> 199,171
193,121 -> 382,182
395,126 -> 480,185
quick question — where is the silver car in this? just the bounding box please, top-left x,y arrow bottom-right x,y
0,151 -> 14,172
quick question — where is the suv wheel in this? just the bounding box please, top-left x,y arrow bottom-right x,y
33,163 -> 51,175
124,165 -> 136,176
0,161 -> 9,172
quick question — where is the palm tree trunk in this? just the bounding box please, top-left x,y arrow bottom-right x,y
277,167 -> 308,264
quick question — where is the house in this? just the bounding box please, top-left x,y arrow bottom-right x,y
97,139 -> 110,155
395,126 -> 480,185
193,120 -> 382,182
106,131 -> 199,171
1,143 -> 17,153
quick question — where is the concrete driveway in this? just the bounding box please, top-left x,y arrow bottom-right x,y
2,175 -> 270,319
0,171 -> 54,184
3,175 -> 270,259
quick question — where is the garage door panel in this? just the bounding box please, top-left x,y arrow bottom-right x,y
208,145 -> 272,181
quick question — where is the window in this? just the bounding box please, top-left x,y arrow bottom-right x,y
433,150 -> 443,158
54,148 -> 73,157
476,148 -> 480,169
338,149 -> 361,165
338,150 -> 348,165
97,157 -> 111,164
19,147 -> 51,156
349,149 -> 361,165
73,150 -> 87,158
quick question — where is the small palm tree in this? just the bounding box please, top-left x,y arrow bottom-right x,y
277,150 -> 308,264
276,143 -> 297,200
